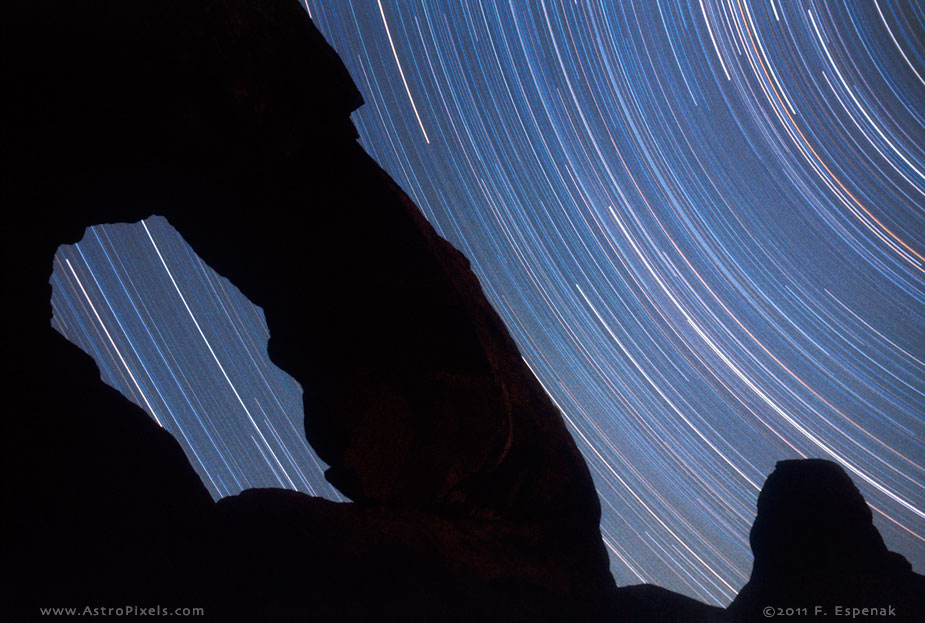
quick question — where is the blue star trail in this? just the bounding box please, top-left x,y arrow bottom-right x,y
51,1 -> 923,606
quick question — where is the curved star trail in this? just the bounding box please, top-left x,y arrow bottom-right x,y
51,0 -> 922,606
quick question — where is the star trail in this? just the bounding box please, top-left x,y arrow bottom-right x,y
51,0 -> 922,606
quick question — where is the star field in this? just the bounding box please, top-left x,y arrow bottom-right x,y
52,218 -> 343,502
51,0 -> 923,606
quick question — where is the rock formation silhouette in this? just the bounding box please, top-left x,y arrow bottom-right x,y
4,2 -> 920,622
727,459 -> 924,622
5,1 -> 613,619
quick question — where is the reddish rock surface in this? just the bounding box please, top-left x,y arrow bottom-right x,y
5,1 -> 614,619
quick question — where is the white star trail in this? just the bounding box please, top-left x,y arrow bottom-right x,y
377,0 -> 430,143
63,257 -> 162,426
142,221 -> 262,443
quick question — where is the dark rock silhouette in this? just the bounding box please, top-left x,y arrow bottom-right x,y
726,459 -> 925,622
5,1 -> 614,620
5,2 -> 921,622
615,584 -> 724,623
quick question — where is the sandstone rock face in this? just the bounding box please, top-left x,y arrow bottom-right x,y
6,1 -> 615,619
726,459 -> 924,622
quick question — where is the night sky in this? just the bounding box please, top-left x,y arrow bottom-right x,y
50,0 -> 923,606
